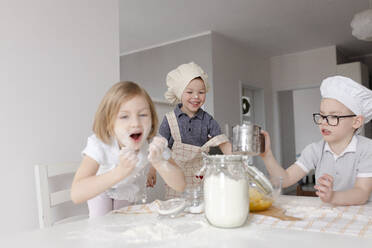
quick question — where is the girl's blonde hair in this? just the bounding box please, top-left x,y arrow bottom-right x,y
93,81 -> 158,144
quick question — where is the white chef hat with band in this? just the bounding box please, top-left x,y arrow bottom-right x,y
164,62 -> 210,104
320,75 -> 372,123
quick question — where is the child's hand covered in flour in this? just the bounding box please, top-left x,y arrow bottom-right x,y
117,147 -> 138,177
148,136 -> 168,166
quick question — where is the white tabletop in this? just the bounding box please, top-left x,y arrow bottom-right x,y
4,195 -> 372,248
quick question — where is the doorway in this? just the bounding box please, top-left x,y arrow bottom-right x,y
277,86 -> 321,194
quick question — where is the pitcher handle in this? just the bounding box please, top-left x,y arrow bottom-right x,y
259,133 -> 266,154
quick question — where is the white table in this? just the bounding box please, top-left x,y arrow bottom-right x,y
4,196 -> 372,248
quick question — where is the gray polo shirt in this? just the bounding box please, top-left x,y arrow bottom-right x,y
159,104 -> 222,149
296,135 -> 372,192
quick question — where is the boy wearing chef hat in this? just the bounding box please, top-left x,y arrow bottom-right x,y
261,75 -> 372,205
159,62 -> 232,199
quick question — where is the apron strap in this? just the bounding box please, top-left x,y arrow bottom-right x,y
201,134 -> 229,152
165,111 -> 182,143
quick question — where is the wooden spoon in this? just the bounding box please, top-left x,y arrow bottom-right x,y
253,206 -> 301,221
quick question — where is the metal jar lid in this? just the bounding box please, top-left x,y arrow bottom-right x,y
202,154 -> 244,164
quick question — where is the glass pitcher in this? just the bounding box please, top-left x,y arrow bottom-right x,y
243,159 -> 282,212
203,154 -> 249,228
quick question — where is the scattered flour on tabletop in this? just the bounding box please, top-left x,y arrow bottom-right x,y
121,223 -> 178,243
121,220 -> 208,244
66,217 -> 209,244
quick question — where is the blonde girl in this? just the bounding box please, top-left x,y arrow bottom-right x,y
71,81 -> 185,217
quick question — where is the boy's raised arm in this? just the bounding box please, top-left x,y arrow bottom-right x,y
260,130 -> 307,188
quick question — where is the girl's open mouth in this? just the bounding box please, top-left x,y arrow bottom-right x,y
130,132 -> 142,142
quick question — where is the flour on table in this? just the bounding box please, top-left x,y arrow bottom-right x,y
122,220 -> 207,244
66,216 -> 208,244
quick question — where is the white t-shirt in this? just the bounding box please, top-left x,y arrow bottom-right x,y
82,134 -> 150,201
295,135 -> 372,199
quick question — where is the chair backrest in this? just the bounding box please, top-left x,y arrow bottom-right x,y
34,163 -> 81,228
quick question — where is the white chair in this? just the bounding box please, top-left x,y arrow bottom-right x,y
34,163 -> 88,228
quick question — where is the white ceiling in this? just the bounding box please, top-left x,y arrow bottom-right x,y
119,0 -> 372,58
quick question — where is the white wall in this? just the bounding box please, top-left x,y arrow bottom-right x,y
270,46 -> 338,163
211,33 -> 272,137
293,87 -> 322,155
336,62 -> 369,86
271,46 -> 337,91
0,0 -> 119,234
211,33 -> 272,173
349,54 -> 372,79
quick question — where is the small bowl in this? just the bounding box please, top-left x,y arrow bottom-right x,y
157,198 -> 187,217
249,176 -> 282,212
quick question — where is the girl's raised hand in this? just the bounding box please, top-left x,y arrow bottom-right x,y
148,136 -> 168,164
117,147 -> 138,176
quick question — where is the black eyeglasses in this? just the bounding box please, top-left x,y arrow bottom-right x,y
312,113 -> 356,126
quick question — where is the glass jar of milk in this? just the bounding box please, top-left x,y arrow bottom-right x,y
203,154 -> 249,228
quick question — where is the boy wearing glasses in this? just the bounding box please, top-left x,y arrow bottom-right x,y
261,76 -> 372,206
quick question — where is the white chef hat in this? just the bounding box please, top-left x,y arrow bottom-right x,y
320,75 -> 372,123
164,62 -> 210,104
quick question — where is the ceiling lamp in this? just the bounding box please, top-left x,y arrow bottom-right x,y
351,0 -> 372,41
